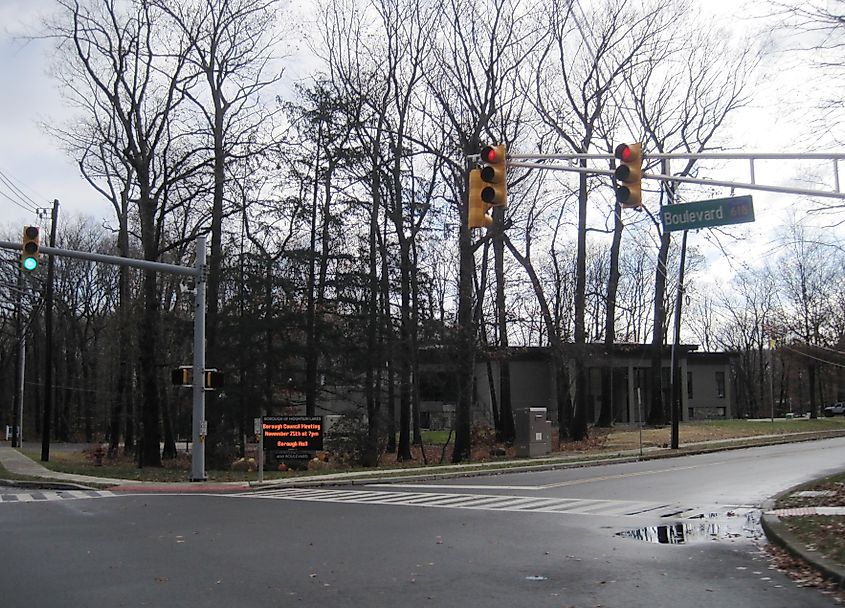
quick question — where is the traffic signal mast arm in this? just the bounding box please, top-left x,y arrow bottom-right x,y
0,240 -> 200,278
504,152 -> 845,200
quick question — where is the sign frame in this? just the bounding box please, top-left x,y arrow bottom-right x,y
261,415 -> 324,452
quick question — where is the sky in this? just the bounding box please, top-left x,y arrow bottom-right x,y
0,0 -> 841,271
0,0 -> 104,226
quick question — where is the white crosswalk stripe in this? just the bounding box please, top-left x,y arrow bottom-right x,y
0,490 -> 116,503
229,487 -> 678,517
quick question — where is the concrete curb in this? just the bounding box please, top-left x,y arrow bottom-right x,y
761,486 -> 845,589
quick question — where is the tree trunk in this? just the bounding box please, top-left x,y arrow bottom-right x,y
453,192 -> 476,463
649,231 -> 671,426
493,218 -> 515,443
571,168 -> 589,440
597,201 -> 623,427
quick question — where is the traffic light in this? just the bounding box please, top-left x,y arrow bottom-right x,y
614,143 -> 642,208
479,144 -> 507,208
21,225 -> 40,271
171,367 -> 190,386
204,369 -> 225,390
468,168 -> 493,229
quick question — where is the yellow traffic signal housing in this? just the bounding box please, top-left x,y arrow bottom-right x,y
171,367 -> 190,386
21,225 -> 40,272
468,168 -> 493,229
614,142 -> 642,208
479,144 -> 507,208
204,369 -> 225,390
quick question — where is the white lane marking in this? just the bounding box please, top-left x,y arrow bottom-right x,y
0,490 -> 116,503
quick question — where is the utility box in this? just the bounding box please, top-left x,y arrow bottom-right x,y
515,407 -> 551,458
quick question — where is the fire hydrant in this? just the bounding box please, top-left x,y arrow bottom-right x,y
93,446 -> 105,466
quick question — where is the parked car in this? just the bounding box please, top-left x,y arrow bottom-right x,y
824,402 -> 845,416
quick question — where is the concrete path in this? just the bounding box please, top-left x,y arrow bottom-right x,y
0,445 -> 250,491
0,445 -> 143,486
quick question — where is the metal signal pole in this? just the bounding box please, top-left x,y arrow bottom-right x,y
41,199 -> 58,462
191,236 -> 207,481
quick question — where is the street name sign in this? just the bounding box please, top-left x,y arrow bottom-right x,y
660,195 -> 754,232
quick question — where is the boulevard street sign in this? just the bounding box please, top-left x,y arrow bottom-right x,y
660,195 -> 754,232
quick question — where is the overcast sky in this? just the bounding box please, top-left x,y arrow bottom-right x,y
0,0 -> 840,267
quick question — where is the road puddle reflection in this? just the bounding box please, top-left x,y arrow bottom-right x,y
618,509 -> 763,544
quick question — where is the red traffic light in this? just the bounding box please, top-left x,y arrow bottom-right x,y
481,145 -> 502,164
617,143 -> 642,163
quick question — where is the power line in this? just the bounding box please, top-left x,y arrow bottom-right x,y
781,343 -> 845,368
0,168 -> 40,213
0,166 -> 45,207
0,188 -> 38,213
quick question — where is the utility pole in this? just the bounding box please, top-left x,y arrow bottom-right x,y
41,199 -> 59,462
12,270 -> 25,448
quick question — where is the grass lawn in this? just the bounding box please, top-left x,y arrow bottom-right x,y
601,417 -> 845,451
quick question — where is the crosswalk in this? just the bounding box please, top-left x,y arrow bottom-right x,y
228,487 -> 680,517
0,489 -> 116,503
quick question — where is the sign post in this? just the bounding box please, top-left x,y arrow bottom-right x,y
256,417 -> 264,483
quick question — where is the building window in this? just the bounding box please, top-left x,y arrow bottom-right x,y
687,372 -> 693,399
419,371 -> 458,402
716,371 -> 726,399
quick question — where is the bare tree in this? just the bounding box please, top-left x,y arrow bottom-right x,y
424,0 -> 538,461
50,0 -> 207,466
152,0 -> 284,371
626,5 -> 758,424
771,216 -> 845,416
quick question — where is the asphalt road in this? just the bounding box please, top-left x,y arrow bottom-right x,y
2,438 -> 844,607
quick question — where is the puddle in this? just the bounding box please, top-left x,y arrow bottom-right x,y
617,509 -> 763,544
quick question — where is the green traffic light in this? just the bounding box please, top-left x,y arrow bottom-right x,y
22,257 -> 38,271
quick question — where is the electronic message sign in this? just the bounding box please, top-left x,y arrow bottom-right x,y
262,416 -> 324,452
